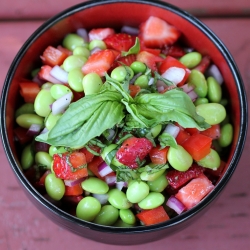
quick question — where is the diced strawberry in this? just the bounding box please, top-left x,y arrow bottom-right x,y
149,145 -> 169,164
116,137 -> 153,169
38,65 -> 64,84
200,124 -> 221,140
79,146 -> 101,163
129,84 -> 141,98
166,164 -> 204,189
175,173 -> 214,209
88,27 -> 115,41
57,45 -> 73,56
117,54 -> 137,66
104,33 -> 134,52
139,16 -> 181,48
136,51 -> 164,71
162,45 -> 186,58
81,49 -> 116,76
194,55 -> 211,73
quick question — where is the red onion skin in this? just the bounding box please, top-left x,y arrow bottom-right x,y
64,176 -> 87,187
34,141 -> 50,153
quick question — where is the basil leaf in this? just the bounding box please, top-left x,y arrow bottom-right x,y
158,132 -> 178,148
139,164 -> 169,174
121,37 -> 140,57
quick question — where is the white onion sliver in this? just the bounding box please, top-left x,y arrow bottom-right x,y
206,64 -> 224,85
50,65 -> 68,84
40,127 -> 49,134
64,176 -> 87,187
116,181 -> 127,191
98,162 -> 114,177
51,92 -> 72,115
92,193 -> 109,205
90,47 -> 102,55
161,67 -> 185,85
180,83 -> 194,93
26,124 -> 42,137
76,28 -> 89,42
105,175 -> 116,186
164,123 -> 180,138
166,195 -> 186,215
105,129 -> 116,141
148,77 -> 154,86
187,90 -> 198,102
121,25 -> 139,35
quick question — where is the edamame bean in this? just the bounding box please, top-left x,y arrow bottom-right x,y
81,177 -> 109,194
197,148 -> 221,170
50,84 -> 72,100
147,172 -> 168,192
82,72 -> 103,95
179,52 -> 202,68
76,197 -> 101,221
108,189 -> 132,209
41,82 -> 53,89
194,97 -> 209,106
35,152 -> 53,169
167,145 -> 193,171
111,66 -> 134,82
218,123 -> 233,147
119,209 -> 136,225
34,89 -> 55,117
188,70 -> 207,97
126,181 -> 149,203
68,68 -> 84,92
49,146 -> 67,157
93,205 -> 119,225
16,114 -> 44,129
207,76 -> 222,103
15,103 -> 35,118
150,124 -> 162,138
196,103 -> 226,125
138,192 -> 165,209
45,173 -> 65,201
89,40 -> 107,50
21,143 -> 34,170
130,61 -> 147,74
140,168 -> 165,182
134,75 -> 148,88
73,46 -> 90,58
62,33 -> 85,51
45,113 -> 62,130
63,55 -> 87,72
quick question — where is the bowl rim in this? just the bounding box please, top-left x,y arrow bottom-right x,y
0,0 -> 248,234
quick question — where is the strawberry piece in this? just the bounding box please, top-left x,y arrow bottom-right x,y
115,137 -> 153,169
104,33 -> 134,52
53,152 -> 88,180
194,55 -> 211,73
139,16 -> 181,48
81,49 -> 116,76
88,27 -> 115,41
136,51 -> 164,71
162,45 -> 186,58
166,164 -> 204,189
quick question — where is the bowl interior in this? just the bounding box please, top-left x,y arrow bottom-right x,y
1,0 -> 247,245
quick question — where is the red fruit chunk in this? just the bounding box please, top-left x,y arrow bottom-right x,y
53,152 -> 88,180
139,16 -> 181,48
64,184 -> 84,196
41,46 -> 68,67
200,124 -> 221,140
175,129 -> 190,145
162,45 -> 186,58
82,49 -> 116,76
136,51 -> 164,71
166,164 -> 204,189
149,145 -> 169,164
175,173 -> 214,209
194,55 -> 211,73
19,81 -> 41,103
104,33 -> 134,52
116,137 -> 153,169
89,28 -> 115,41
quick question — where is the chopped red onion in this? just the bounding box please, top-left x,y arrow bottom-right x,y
92,193 -> 109,205
116,181 -> 127,191
76,28 -> 89,42
40,67 -> 64,84
50,65 -> 68,84
34,141 -> 50,153
206,64 -> 224,85
164,123 -> 180,138
161,67 -> 186,85
105,175 -> 116,186
90,47 -> 102,55
51,92 -> 72,115
121,25 -> 139,35
40,127 -> 49,134
26,124 -> 42,137
187,89 -> 198,102
64,176 -> 87,187
98,162 -> 114,177
166,195 -> 186,214
180,83 -> 194,93
32,74 -> 45,85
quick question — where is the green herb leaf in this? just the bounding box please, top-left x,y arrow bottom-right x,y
158,132 -> 178,148
121,37 -> 140,57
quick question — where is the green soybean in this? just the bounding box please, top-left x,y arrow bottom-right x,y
194,97 -> 209,106
81,177 -> 109,194
41,82 -> 53,89
119,209 -> 136,225
188,70 -> 207,97
140,168 -> 166,182
21,143 -> 34,170
147,172 -> 168,192
167,145 -> 193,171
150,124 -> 162,138
138,192 -> 165,209
50,84 -> 72,100
82,72 -> 103,95
15,103 -> 35,118
179,52 -> 202,68
94,205 -> 119,225
197,148 -> 221,170
16,114 -> 44,129
34,89 -> 55,117
73,46 -> 90,58
35,152 -> 53,170
207,76 -> 222,103
63,55 -> 87,72
45,113 -> 62,131
45,173 -> 65,201
89,40 -> 107,50
126,181 -> 149,203
130,61 -> 147,74
111,66 -> 134,82
196,103 -> 226,125
108,189 -> 132,209
134,75 -> 148,88
68,68 -> 84,92
49,146 -> 67,157
76,197 -> 101,221
219,123 -> 233,147
62,33 -> 85,51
